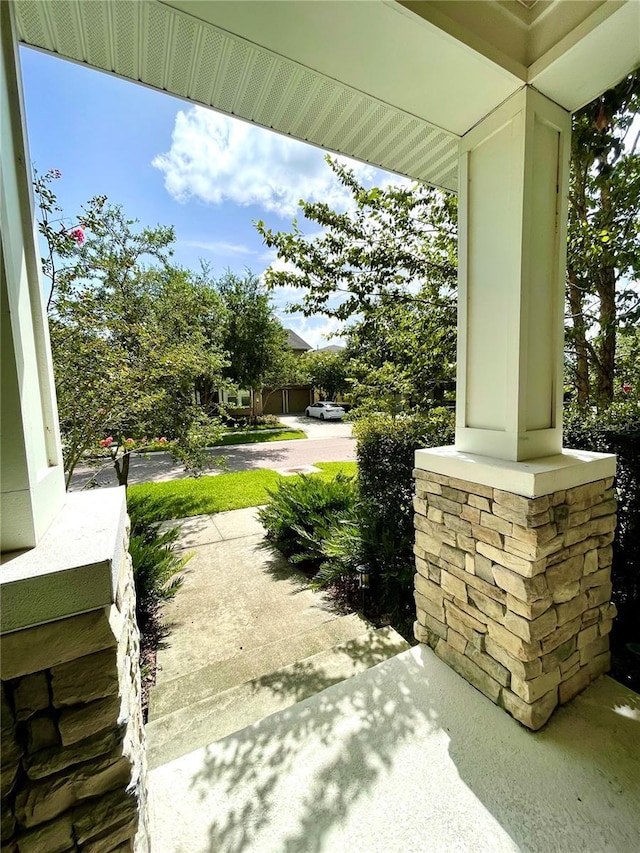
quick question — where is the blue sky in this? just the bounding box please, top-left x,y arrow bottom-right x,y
20,46 -> 398,348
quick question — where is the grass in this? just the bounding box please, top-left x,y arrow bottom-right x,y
215,429 -> 305,446
313,461 -> 357,480
127,461 -> 358,521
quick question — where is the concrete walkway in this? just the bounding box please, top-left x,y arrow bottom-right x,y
145,508 -> 408,768
146,508 -> 640,852
151,508 -> 363,688
149,645 -> 640,853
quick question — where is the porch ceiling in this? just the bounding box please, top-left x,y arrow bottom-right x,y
13,1 -> 640,192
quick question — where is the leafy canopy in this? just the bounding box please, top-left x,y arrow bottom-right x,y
256,156 -> 458,412
36,169 -> 227,485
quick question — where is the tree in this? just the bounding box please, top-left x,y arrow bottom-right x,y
36,170 -> 227,486
566,71 -> 640,408
256,156 -> 457,413
304,350 -> 349,400
215,271 -> 294,420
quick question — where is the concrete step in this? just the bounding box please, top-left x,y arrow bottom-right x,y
148,612 -> 370,721
146,625 -> 410,769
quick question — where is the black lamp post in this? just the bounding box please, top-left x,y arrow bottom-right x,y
355,564 -> 370,615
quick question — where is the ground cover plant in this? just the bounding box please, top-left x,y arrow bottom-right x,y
128,508 -> 189,715
258,473 -> 357,571
257,410 -> 455,635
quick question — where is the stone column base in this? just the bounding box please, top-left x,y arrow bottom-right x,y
1,490 -> 148,851
413,448 -> 617,730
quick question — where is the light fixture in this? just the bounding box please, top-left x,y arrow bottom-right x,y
355,564 -> 370,590
355,564 -> 370,616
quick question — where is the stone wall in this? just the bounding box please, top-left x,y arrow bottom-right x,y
413,469 -> 617,730
1,528 -> 148,852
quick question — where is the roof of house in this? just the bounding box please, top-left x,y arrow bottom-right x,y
285,329 -> 312,351
316,344 -> 345,353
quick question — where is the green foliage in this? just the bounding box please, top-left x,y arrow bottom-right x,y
564,400 -> 639,686
128,509 -> 188,628
230,415 -> 285,429
257,410 -> 454,623
258,474 -> 357,571
214,270 -> 303,419
168,409 -> 224,477
303,350 -> 349,400
354,410 -> 455,621
35,171 -> 228,486
256,156 -> 457,412
126,464 -> 357,523
566,71 -> 640,407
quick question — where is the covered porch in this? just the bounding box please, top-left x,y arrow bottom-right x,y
2,1 -> 639,850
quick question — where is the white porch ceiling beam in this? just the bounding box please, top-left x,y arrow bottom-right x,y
13,0 -> 470,192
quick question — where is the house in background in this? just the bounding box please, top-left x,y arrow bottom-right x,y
286,328 -> 313,356
219,328 -> 314,416
316,343 -> 346,354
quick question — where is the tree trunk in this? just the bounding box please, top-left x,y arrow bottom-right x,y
595,266 -> 617,408
566,269 -> 591,405
594,180 -> 617,409
114,451 -> 130,487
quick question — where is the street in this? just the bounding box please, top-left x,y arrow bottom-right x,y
69,416 -> 356,490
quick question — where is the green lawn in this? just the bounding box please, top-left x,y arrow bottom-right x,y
136,428 -> 305,454
127,461 -> 357,521
215,429 -> 305,446
313,461 -> 357,480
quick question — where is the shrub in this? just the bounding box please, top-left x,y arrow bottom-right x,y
128,499 -> 188,628
258,473 -> 357,572
564,400 -> 639,688
353,409 -> 455,625
170,409 -> 224,476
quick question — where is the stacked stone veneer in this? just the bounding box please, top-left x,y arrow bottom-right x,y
413,469 -> 617,730
0,526 -> 148,852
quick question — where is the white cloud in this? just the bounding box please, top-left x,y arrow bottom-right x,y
153,107 -> 398,217
179,239 -> 255,256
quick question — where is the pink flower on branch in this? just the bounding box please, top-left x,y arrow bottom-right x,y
99,436 -> 114,448
69,226 -> 85,245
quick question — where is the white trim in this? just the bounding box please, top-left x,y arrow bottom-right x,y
0,488 -> 127,633
415,446 -> 616,498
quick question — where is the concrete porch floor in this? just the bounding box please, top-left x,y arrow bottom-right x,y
148,643 -> 640,853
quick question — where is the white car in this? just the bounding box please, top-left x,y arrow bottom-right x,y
305,401 -> 346,420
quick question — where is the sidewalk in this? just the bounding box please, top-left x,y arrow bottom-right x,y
145,508 -> 408,768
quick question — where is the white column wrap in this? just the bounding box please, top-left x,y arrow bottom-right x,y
455,86 -> 571,462
1,3 -> 65,551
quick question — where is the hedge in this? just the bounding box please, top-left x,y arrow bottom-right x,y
564,401 -> 639,690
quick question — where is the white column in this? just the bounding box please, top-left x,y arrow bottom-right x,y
455,86 -> 571,463
1,2 -> 65,551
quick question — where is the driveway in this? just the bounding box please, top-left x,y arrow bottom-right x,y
278,413 -> 353,440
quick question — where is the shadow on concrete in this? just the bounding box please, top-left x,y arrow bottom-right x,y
188,652 -> 433,853
177,646 -> 640,853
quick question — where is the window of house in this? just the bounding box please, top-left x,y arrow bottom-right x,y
223,390 -> 251,408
